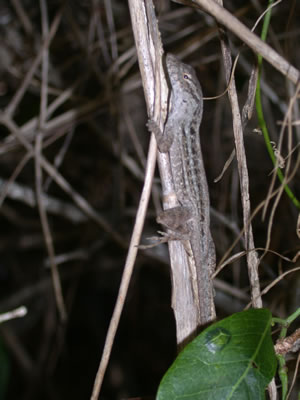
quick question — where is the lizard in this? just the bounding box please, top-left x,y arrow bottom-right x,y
148,53 -> 216,325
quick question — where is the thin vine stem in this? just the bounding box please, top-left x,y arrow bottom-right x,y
255,0 -> 300,209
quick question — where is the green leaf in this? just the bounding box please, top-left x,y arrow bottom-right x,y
156,309 -> 277,400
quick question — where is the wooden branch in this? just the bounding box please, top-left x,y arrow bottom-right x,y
174,0 -> 300,84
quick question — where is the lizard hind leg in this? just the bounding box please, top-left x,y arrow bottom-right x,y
156,206 -> 193,240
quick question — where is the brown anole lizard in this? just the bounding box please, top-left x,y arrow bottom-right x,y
148,54 -> 216,325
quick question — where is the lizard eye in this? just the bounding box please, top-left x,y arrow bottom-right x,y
183,74 -> 189,80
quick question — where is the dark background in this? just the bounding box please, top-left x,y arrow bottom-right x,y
0,0 -> 299,399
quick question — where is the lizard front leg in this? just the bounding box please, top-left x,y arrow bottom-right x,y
147,119 -> 174,153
